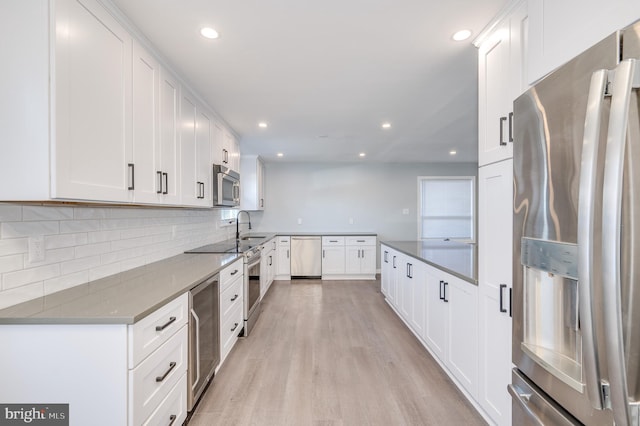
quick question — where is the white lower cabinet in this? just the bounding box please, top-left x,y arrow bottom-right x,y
0,294 -> 189,426
381,245 -> 479,413
219,259 -> 244,366
322,236 -> 376,280
276,236 -> 291,280
260,238 -> 276,298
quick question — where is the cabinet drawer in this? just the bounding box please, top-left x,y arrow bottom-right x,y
322,236 -> 345,246
128,293 -> 188,368
220,303 -> 243,363
345,236 -> 376,246
220,259 -> 243,290
220,277 -> 243,320
129,325 -> 188,426
277,236 -> 290,246
142,372 -> 187,426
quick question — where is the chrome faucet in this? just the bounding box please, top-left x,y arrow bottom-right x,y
236,210 -> 252,241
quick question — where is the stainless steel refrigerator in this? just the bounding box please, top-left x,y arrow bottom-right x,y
511,20 -> 640,425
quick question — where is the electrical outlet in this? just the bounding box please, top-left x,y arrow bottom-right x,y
28,236 -> 45,263
297,218 -> 302,225
402,208 -> 409,215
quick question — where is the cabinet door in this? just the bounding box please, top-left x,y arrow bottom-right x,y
410,262 -> 426,339
359,246 -> 376,275
179,89 -> 197,206
388,252 -> 399,306
381,247 -> 391,297
196,107 -> 213,206
424,266 -> 448,361
344,246 -> 362,274
322,246 -> 346,275
131,42 -> 160,204
528,0 -> 640,84
212,121 -> 225,165
478,159 -> 513,425
256,158 -> 265,210
277,244 -> 291,276
158,68 -> 180,204
478,20 -> 511,167
399,257 -> 412,321
54,0 -> 132,202
447,277 -> 479,398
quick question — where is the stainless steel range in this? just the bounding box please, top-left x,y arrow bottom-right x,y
186,240 -> 263,337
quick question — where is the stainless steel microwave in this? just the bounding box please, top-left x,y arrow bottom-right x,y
213,164 -> 240,207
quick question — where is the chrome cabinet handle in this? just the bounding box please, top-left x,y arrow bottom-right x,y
499,116 -> 507,146
230,322 -> 239,332
155,316 -> 176,331
155,361 -> 177,382
231,294 -> 239,301
577,69 -> 609,411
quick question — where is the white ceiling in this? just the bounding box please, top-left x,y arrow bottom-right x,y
111,0 -> 508,163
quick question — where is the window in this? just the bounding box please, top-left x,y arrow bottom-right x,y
418,176 -> 475,242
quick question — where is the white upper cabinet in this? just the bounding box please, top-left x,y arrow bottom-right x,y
477,1 -> 527,167
180,88 -> 213,208
53,0 -> 133,202
131,41 -> 160,204
240,155 -> 265,211
0,0 -> 235,207
528,0 -> 640,84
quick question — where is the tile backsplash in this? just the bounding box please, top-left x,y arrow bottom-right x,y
0,204 -> 236,309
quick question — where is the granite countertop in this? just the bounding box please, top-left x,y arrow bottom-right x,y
0,252 -> 240,325
381,240 -> 477,284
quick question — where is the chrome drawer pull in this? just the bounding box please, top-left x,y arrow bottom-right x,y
155,316 -> 176,331
155,362 -> 177,382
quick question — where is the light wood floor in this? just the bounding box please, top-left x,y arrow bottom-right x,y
189,279 -> 486,426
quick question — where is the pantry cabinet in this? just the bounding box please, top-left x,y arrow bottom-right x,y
477,159 -> 513,425
477,1 -> 527,166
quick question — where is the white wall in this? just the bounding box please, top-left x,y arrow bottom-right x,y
0,204 -> 236,309
251,162 -> 477,243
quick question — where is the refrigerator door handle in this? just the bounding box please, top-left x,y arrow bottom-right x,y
577,68 -> 609,410
602,58 -> 640,426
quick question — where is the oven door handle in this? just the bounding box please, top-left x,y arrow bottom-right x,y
190,308 -> 200,390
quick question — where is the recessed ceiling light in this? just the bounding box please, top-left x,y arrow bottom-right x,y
449,150 -> 457,155
200,27 -> 219,39
359,153 -> 366,157
452,29 -> 472,42
277,153 -> 284,157
258,122 -> 268,128
382,123 -> 391,129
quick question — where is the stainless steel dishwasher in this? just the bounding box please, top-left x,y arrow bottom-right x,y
290,236 -> 321,278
